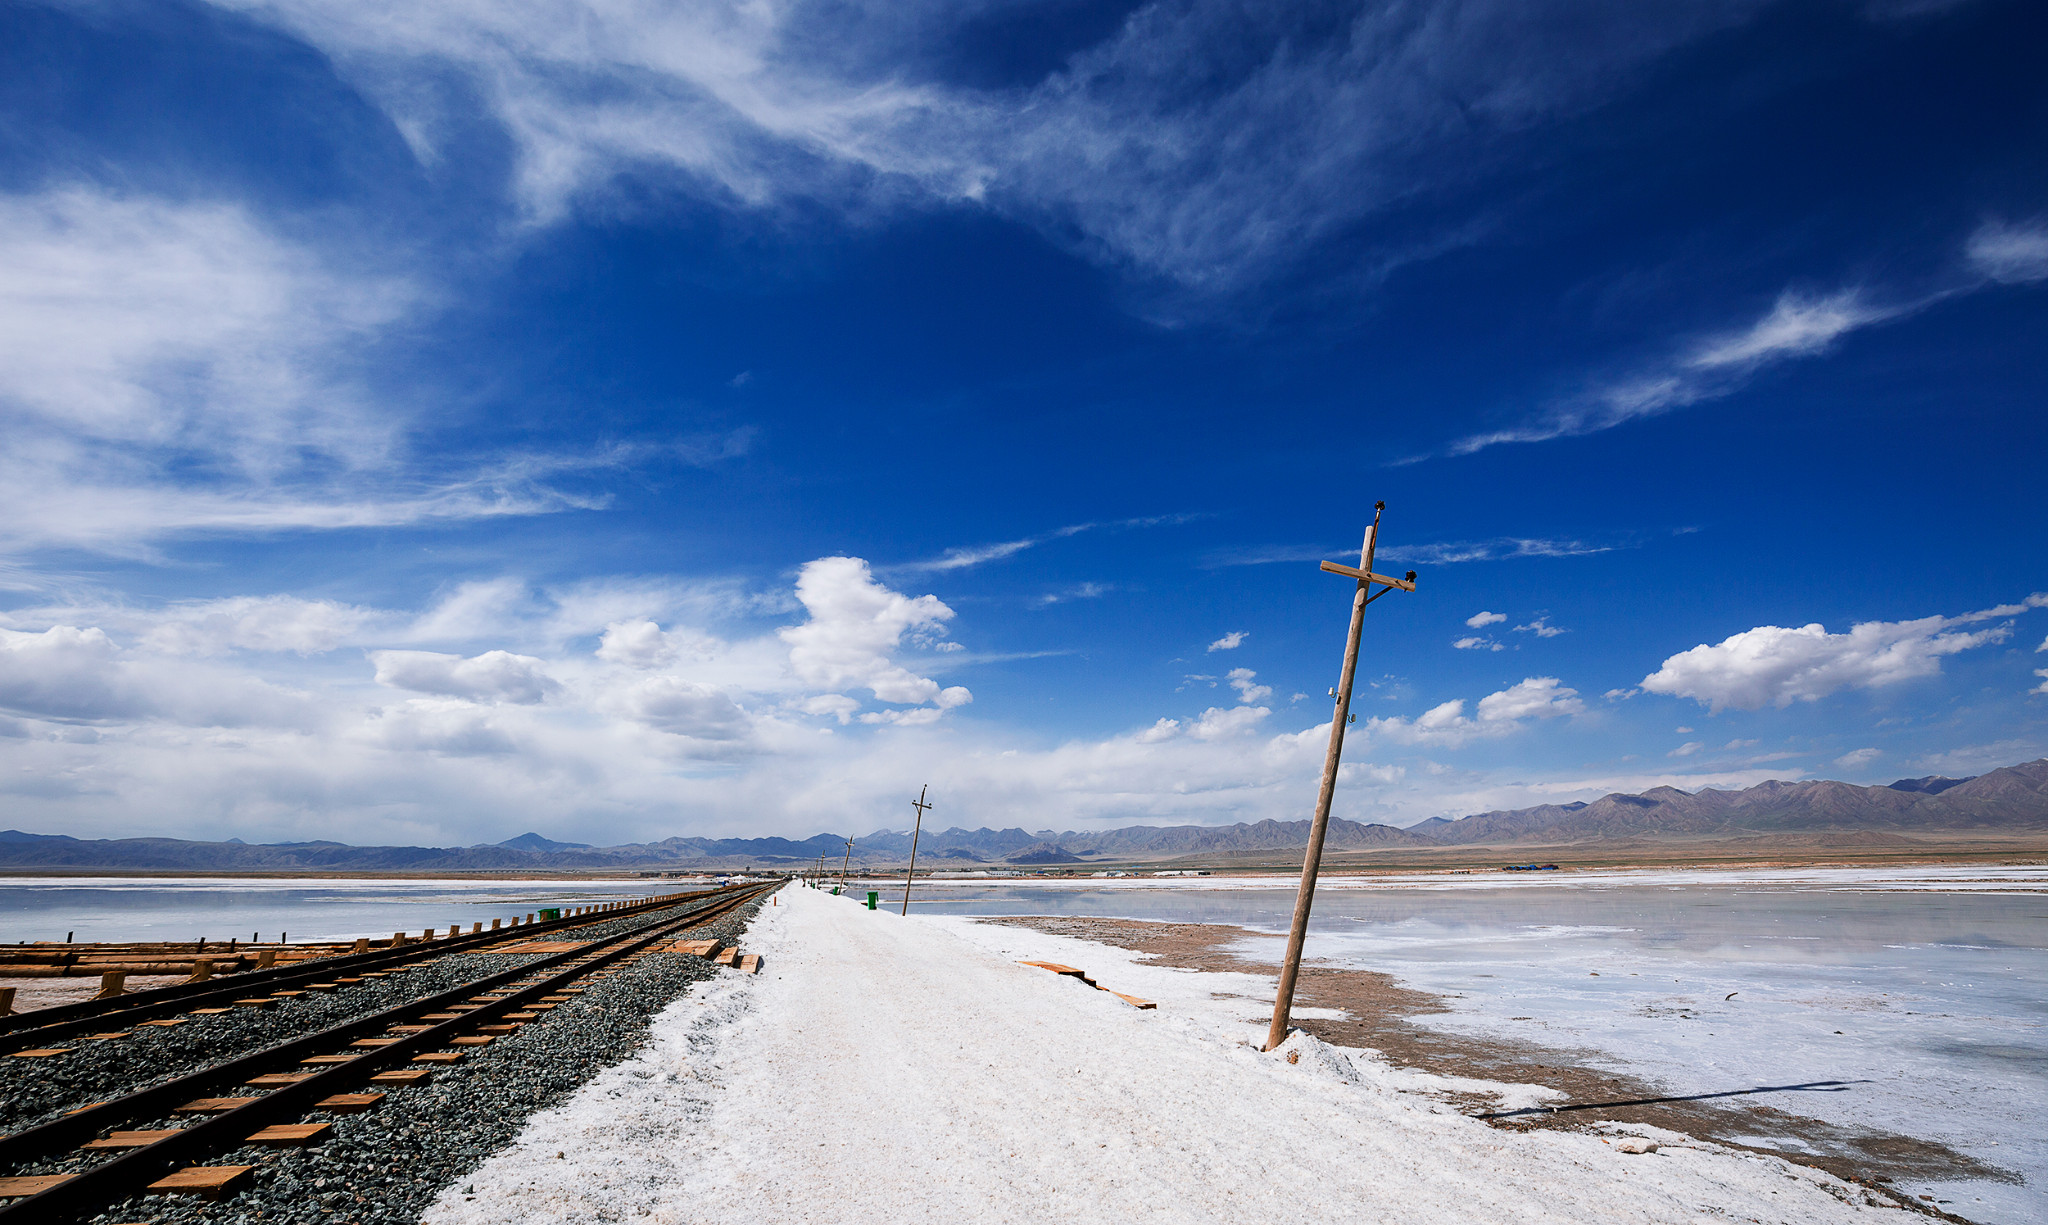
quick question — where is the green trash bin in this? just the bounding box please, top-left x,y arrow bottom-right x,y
830,886 -> 840,896
538,907 -> 561,921
867,891 -> 878,910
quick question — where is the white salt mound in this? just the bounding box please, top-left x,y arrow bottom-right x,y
423,886 -> 1911,1224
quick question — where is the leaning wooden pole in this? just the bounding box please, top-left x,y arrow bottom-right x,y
1265,502 -> 1385,1052
900,784 -> 931,916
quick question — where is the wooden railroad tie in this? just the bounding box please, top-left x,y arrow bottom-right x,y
9,1048 -> 71,1058
370,1069 -> 431,1084
739,954 -> 762,975
81,1130 -> 183,1150
412,1052 -> 464,1064
1016,961 -> 1157,1010
0,1174 -> 74,1197
146,1165 -> 253,1199
247,1123 -> 331,1147
245,1073 -> 314,1086
316,1093 -> 384,1114
174,1097 -> 260,1114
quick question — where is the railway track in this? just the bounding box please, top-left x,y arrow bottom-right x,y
0,881 -> 776,1224
1,888 -> 711,1053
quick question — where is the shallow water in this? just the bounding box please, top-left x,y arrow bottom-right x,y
0,876 -> 709,945
902,872 -> 2047,1225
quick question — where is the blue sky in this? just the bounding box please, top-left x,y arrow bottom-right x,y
0,0 -> 2043,845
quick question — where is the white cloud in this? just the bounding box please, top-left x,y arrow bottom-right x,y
617,676 -> 749,740
0,625 -> 132,721
1451,637 -> 1503,652
1189,704 -> 1271,740
1366,676 -> 1580,747
1686,291 -> 1887,370
208,0 -> 1787,292
1208,631 -> 1248,652
139,596 -> 373,655
1465,611 -> 1507,628
1474,676 -> 1584,722
596,619 -> 678,669
1639,598 -> 2045,711
371,649 -> 561,704
1967,219 -> 2048,284
0,189 -> 619,555
1226,668 -> 1272,705
1514,617 -> 1566,638
1668,741 -> 1703,758
779,557 -> 968,714
2034,669 -> 2048,696
1834,747 -> 1882,768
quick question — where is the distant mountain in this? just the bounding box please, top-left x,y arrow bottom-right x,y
1409,760 -> 2048,845
1886,774 -> 1974,795
496,833 -> 594,852
2,760 -> 2042,871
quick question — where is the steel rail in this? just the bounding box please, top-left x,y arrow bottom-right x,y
0,882 -> 774,1224
0,885 -> 723,1050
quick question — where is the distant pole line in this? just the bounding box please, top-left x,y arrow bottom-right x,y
901,784 -> 933,916
1264,501 -> 1418,1054
840,837 -> 854,892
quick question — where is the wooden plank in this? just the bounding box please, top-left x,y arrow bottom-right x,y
81,1129 -> 182,1149
82,1032 -> 130,1040
492,941 -> 589,954
174,1097 -> 260,1113
503,1011 -> 539,1020
713,948 -> 739,967
739,954 -> 762,975
349,1038 -> 402,1048
187,1008 -> 233,1015
1107,991 -> 1159,1010
8,1048 -> 71,1058
230,998 -> 274,1009
315,1093 -> 385,1113
476,1023 -> 520,1034
300,1055 -> 354,1065
0,1174 -> 75,1197
411,1052 -> 463,1064
247,1123 -> 331,1147
450,1035 -> 494,1046
369,1069 -> 431,1084
420,1012 -> 462,1020
245,1073 -> 314,1086
1317,560 -> 1417,590
146,1165 -> 253,1198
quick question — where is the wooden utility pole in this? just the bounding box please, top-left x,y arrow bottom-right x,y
840,837 -> 855,892
1264,501 -> 1418,1053
900,785 -> 933,916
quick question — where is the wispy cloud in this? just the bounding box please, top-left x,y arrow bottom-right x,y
1437,217 -> 2048,461
210,0 -> 1794,293
1210,537 -> 1613,568
898,515 -> 1197,573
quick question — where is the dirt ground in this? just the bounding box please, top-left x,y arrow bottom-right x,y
985,915 -> 2015,1220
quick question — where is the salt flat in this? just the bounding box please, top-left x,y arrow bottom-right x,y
424,885 -> 1912,1224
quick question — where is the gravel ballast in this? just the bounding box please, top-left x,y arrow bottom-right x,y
62,891 -> 770,1225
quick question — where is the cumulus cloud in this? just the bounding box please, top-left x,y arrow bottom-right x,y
1451,636 -> 1503,652
779,557 -> 969,715
596,619 -> 679,669
1465,611 -> 1507,628
1226,668 -> 1272,705
1835,747 -> 1882,768
0,625 -> 133,721
1208,631 -> 1248,652
1639,597 -> 2048,712
617,676 -> 749,740
1366,676 -> 1581,747
371,649 -> 561,704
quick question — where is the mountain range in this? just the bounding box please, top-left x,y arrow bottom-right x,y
2,759 -> 2043,872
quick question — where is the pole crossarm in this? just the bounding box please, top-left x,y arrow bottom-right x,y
1317,560 -> 1418,590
